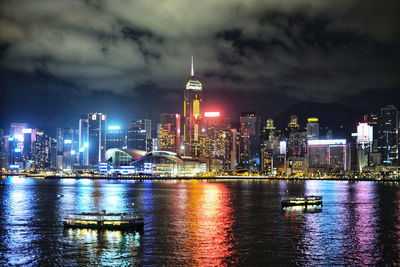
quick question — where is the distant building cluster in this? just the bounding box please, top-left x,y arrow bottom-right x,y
1,59 -> 399,177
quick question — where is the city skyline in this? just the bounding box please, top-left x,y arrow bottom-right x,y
1,1 -> 400,130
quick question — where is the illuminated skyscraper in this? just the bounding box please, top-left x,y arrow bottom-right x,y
239,112 -> 261,170
288,115 -> 300,132
202,112 -> 232,166
0,129 -> 6,171
127,119 -> 150,151
377,105 -> 398,166
62,127 -> 74,169
88,112 -> 107,165
78,117 -> 89,165
306,118 -> 319,140
33,130 -> 51,170
307,139 -> 347,172
158,114 -> 181,153
106,126 -> 126,150
184,56 -> 202,157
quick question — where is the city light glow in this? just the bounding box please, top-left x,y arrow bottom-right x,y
108,126 -> 121,130
204,112 -> 220,117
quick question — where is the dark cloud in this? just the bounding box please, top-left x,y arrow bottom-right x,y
0,0 -> 399,129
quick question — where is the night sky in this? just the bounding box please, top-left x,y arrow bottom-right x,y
1,1 -> 399,132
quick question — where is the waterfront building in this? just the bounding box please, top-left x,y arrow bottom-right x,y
78,116 -> 89,165
158,114 -> 181,153
0,129 -> 6,171
88,112 -> 107,166
287,157 -> 309,175
33,130 -> 51,171
22,128 -> 33,161
363,112 -> 378,152
61,127 -> 74,169
183,56 -> 203,158
106,126 -> 126,150
49,137 -> 57,169
261,148 -> 273,175
239,112 -> 261,170
354,122 -> 373,171
230,129 -> 240,171
105,149 -> 205,176
307,139 -> 347,173
377,105 -> 398,166
202,112 -> 232,168
306,118 -> 319,140
127,119 -> 150,151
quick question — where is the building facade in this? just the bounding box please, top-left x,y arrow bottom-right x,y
183,56 -> 203,158
377,105 -> 398,166
88,112 -> 106,165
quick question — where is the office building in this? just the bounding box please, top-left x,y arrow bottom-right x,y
33,130 -> 51,171
88,112 -> 107,165
202,112 -> 232,165
106,126 -> 126,150
183,56 -> 203,157
377,105 -> 398,166
0,129 -> 6,171
306,118 -> 319,140
158,114 -> 181,153
307,139 -> 347,172
288,115 -> 300,132
239,112 -> 261,170
127,120 -> 150,151
78,117 -> 89,165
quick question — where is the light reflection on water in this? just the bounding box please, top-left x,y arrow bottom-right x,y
1,177 -> 400,265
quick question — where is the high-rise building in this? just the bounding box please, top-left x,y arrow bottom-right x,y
288,115 -> 300,132
306,118 -> 319,140
62,127 -> 74,169
0,129 -> 6,171
363,112 -> 378,152
377,105 -> 398,166
287,131 -> 307,158
106,126 -> 126,150
50,137 -> 57,169
78,117 -> 89,165
88,112 -> 107,165
158,114 -> 181,153
183,56 -> 203,158
33,130 -> 51,171
21,128 -> 33,162
56,128 -> 63,170
262,119 -> 276,143
127,120 -> 150,151
307,139 -> 347,172
202,112 -> 232,163
239,112 -> 261,170
355,122 -> 373,171
10,123 -> 28,138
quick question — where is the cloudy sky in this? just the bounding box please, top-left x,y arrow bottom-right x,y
1,0 -> 399,130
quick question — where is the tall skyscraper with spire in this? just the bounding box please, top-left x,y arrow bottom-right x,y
183,56 -> 203,157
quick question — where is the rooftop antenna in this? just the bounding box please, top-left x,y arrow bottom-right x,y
190,55 -> 194,78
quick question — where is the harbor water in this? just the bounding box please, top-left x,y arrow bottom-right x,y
1,177 -> 400,265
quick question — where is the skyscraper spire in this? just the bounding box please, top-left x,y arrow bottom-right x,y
190,55 -> 194,78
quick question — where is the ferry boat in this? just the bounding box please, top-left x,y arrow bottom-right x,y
281,196 -> 322,207
63,210 -> 144,231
